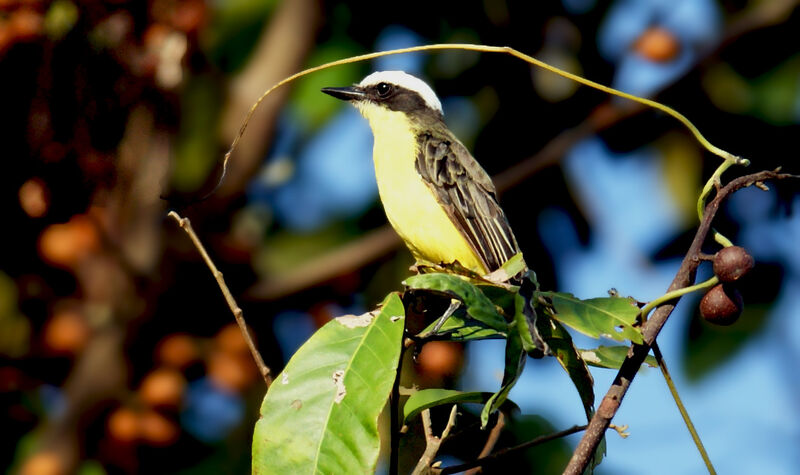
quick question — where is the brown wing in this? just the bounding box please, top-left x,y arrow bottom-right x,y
415,131 -> 521,272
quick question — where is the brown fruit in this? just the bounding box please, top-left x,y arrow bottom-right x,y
170,0 -> 206,33
20,451 -> 65,475
713,246 -> 754,283
633,26 -> 681,62
700,284 -> 743,326
139,410 -> 179,446
43,308 -> 91,355
108,407 -> 140,443
18,177 -> 49,218
215,323 -> 250,356
416,341 -> 463,380
207,350 -> 255,392
156,333 -> 198,369
38,214 -> 99,268
138,368 -> 185,408
9,8 -> 42,41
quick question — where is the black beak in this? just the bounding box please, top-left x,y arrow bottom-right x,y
321,86 -> 366,101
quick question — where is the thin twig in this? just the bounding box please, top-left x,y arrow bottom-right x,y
564,170 -> 797,474
168,211 -> 273,387
438,424 -> 589,475
412,406 -> 458,475
652,343 -> 716,474
464,412 -> 506,475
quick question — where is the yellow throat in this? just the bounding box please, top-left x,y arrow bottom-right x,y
358,103 -> 488,274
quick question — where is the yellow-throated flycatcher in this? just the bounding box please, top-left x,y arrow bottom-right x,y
322,71 -> 523,275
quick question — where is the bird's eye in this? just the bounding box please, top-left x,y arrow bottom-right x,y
376,82 -> 393,98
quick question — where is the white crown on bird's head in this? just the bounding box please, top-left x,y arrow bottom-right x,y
359,71 -> 443,114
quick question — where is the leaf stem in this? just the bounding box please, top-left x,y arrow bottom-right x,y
652,343 -> 716,474
639,276 -> 719,321
697,160 -> 742,248
218,44 -> 746,199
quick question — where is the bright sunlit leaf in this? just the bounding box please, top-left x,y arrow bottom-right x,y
252,294 -> 405,474
542,292 -> 643,344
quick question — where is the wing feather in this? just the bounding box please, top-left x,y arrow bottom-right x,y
415,131 -> 521,272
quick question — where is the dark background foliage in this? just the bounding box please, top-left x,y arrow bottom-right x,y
2,0 -> 799,473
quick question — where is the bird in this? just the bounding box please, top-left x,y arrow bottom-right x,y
321,71 -> 524,277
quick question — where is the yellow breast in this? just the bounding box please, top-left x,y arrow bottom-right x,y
361,106 -> 487,274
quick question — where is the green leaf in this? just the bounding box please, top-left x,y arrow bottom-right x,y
416,312 -> 506,341
579,345 -> 658,370
481,330 -> 526,428
537,315 -> 594,420
477,284 -> 516,317
542,292 -> 643,344
403,389 -> 517,423
484,252 -> 526,282
404,273 -> 507,331
501,252 -> 527,278
513,293 -> 540,355
252,294 -> 405,474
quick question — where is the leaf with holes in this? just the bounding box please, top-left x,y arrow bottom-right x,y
252,293 -> 405,474
542,292 -> 643,344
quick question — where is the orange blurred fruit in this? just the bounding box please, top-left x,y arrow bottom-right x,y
138,368 -> 185,408
108,407 -> 140,443
9,8 -> 42,40
43,308 -> 90,355
156,333 -> 198,369
214,323 -> 250,356
38,214 -> 99,268
170,0 -> 206,33
207,350 -> 255,392
139,410 -> 179,446
19,451 -> 65,475
18,177 -> 48,218
633,26 -> 681,62
417,341 -> 463,379
0,22 -> 12,54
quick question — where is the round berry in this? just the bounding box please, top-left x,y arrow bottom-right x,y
713,246 -> 754,283
700,284 -> 743,326
633,27 -> 681,62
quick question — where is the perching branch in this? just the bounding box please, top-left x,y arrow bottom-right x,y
564,169 -> 798,474
438,424 -> 588,475
412,406 -> 458,475
168,211 -> 273,387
